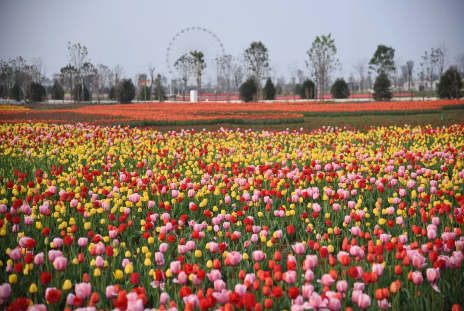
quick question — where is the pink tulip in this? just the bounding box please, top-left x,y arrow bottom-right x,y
213,290 -> 231,304
304,255 -> 318,270
106,285 -> 117,298
75,282 -> 91,300
336,280 -> 348,293
292,243 -> 306,255
304,269 -> 314,282
159,243 -> 168,253
235,284 -> 247,296
350,226 -> 360,236
357,294 -> 371,309
378,299 -> 391,310
303,293 -> 328,310
372,263 -> 384,276
283,271 -> 296,284
0,283 -> 12,299
34,252 -> 44,265
53,256 -> 68,271
214,280 -> 226,292
27,304 -> 47,311
252,250 -> 265,262
128,193 -> 140,203
226,252 -> 242,266
207,270 -> 222,282
170,261 -> 180,275
412,254 -> 427,269
95,256 -> 104,268
160,292 -> 170,305
302,284 -> 314,299
426,268 -> 440,283
186,241 -> 195,251
66,293 -> 75,306
411,271 -> 424,285
318,274 -> 335,287
48,250 -> 63,262
8,248 -> 22,261
78,238 -> 88,247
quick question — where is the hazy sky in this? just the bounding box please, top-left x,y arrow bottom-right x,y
1,0 -> 463,83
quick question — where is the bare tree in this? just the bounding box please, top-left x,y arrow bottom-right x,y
148,63 -> 155,101
287,61 -> 298,101
352,58 -> 367,92
455,52 -> 464,77
436,42 -> 448,78
30,58 -> 44,84
218,54 -> 234,101
406,61 -> 414,100
232,62 -> 244,95
113,65 -> 124,84
95,64 -> 111,104
297,69 -> 305,84
174,54 -> 192,101
67,42 -> 89,102
400,65 -> 408,88
420,49 -> 439,90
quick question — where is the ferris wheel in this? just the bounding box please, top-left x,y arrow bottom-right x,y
166,27 -> 225,83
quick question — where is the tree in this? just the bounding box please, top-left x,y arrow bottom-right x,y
420,49 -> 439,90
244,41 -> 270,101
189,51 -> 206,102
353,58 -> 367,92
27,82 -> 46,102
118,79 -> 135,104
436,42 -> 448,78
373,71 -> 392,101
406,61 -> 414,100
300,79 -> 315,100
232,63 -> 244,95
218,54 -> 234,101
153,76 -> 167,101
454,53 -> 464,78
239,78 -> 257,102
306,33 -> 340,101
437,66 -> 462,99
10,57 -> 27,101
73,84 -> 90,101
148,63 -> 155,101
60,64 -> 76,101
369,45 -> 396,76
174,54 -> 192,101
95,64 -> 112,104
9,83 -> 22,101
331,78 -> 350,99
108,86 -> 116,101
0,84 -> 7,99
0,60 -> 14,96
262,77 -> 276,100
294,84 -> 302,96
400,65 -> 408,87
51,80 -> 64,100
287,61 -> 298,101
67,42 -> 89,102
138,85 -> 151,101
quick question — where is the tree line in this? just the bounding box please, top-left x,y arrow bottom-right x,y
1,37 -> 463,103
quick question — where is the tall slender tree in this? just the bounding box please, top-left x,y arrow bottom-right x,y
306,34 -> 340,101
190,50 -> 206,102
244,41 -> 270,101
67,42 -> 89,102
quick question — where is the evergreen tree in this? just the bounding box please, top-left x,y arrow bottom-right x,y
437,66 -> 462,99
118,79 -> 135,104
73,84 -> 90,101
51,80 -> 64,100
9,83 -> 22,101
373,72 -> 392,100
300,79 -> 315,99
331,78 -> 350,99
262,77 -> 276,100
28,82 -> 47,102
239,78 -> 257,102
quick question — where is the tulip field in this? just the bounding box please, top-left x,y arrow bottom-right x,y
0,116 -> 464,310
